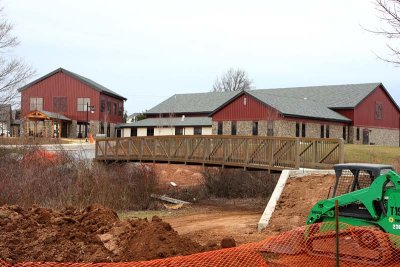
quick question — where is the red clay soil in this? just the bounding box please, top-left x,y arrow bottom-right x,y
264,174 -> 336,235
0,204 -> 204,263
152,164 -> 205,188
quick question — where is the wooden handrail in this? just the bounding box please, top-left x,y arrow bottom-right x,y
95,136 -> 344,170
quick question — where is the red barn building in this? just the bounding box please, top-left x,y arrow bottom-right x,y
18,68 -> 127,138
210,83 -> 400,146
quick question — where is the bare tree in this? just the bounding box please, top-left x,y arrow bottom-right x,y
369,0 -> 400,65
0,6 -> 35,106
212,68 -> 253,92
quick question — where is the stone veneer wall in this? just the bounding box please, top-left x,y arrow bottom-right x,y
268,120 -> 345,139
69,120 -> 77,138
109,123 -> 116,138
349,126 -> 399,146
20,119 -> 27,137
237,121 -> 252,135
212,121 -> 218,135
222,121 -> 231,135
89,120 -> 99,136
212,119 -> 345,139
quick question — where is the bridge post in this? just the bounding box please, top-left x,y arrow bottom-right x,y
202,138 -> 206,166
339,138 -> 345,164
115,138 -> 119,160
139,138 -> 143,162
223,138 -> 227,167
269,139 -> 274,168
95,139 -> 98,158
104,139 -> 108,158
167,138 -> 171,163
295,138 -> 300,169
312,140 -> 318,166
184,138 -> 188,164
127,139 -> 132,158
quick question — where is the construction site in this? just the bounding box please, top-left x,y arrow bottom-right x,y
1,141 -> 400,267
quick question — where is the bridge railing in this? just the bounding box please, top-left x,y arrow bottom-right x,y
95,136 -> 344,170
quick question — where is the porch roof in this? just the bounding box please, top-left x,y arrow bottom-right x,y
26,110 -> 71,121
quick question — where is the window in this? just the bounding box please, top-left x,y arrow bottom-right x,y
267,121 -> 274,136
53,97 -> 67,112
77,98 -> 90,111
100,122 -> 104,134
342,126 -> 346,141
295,123 -> 300,137
30,97 -> 43,111
113,103 -> 117,115
301,123 -> 306,137
175,127 -> 184,135
217,122 -> 223,135
101,100 -> 105,112
130,127 -> 137,137
320,125 -> 325,138
194,127 -> 202,135
231,121 -> 237,135
147,127 -> 154,136
375,102 -> 383,120
252,121 -> 258,136
326,125 -> 330,138
107,102 -> 111,113
356,128 -> 360,141
118,104 -> 123,116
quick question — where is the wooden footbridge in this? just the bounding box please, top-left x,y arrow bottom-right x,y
95,136 -> 344,171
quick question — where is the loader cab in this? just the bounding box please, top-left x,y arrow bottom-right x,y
331,163 -> 394,197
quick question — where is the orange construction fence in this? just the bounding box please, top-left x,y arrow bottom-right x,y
2,222 -> 400,267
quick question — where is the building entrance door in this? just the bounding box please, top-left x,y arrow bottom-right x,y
363,129 -> 369,145
61,122 -> 68,138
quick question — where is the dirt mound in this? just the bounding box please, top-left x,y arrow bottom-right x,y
153,164 -> 204,188
0,204 -> 204,263
264,174 -> 336,235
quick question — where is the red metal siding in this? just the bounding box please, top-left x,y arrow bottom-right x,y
212,94 -> 281,121
354,86 -> 400,129
99,94 -> 124,123
334,109 -> 354,122
21,72 -> 123,123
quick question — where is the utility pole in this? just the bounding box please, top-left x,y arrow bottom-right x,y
85,102 -> 95,142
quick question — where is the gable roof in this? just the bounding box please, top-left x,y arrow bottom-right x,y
145,90 -> 241,114
25,110 -> 71,121
247,91 -> 351,122
252,83 -> 381,109
18,68 -> 127,101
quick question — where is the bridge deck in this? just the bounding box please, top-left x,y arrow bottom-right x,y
95,136 -> 344,170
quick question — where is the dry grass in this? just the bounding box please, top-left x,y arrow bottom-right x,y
0,147 -> 159,210
202,168 -> 279,199
345,144 -> 400,171
0,137 -> 75,145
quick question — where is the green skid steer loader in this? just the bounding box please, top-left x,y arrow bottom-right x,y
305,163 -> 400,265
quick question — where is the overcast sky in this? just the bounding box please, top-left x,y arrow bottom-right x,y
4,0 -> 400,114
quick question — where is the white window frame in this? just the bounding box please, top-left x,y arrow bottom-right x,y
30,97 -> 43,111
77,98 -> 91,112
